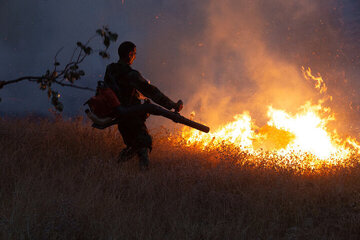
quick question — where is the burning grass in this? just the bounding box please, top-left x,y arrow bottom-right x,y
1,117 -> 360,239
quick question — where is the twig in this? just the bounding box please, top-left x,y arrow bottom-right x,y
54,47 -> 64,71
0,76 -> 94,92
1,76 -> 42,87
53,80 -> 95,91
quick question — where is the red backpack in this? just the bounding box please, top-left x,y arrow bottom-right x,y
85,81 -> 120,118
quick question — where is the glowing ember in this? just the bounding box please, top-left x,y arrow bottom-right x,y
180,68 -> 360,168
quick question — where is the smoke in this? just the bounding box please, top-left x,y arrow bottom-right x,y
173,0 -> 360,134
1,0 -> 359,133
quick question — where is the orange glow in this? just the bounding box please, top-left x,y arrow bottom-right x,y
179,68 -> 360,169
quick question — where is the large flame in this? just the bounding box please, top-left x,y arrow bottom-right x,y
180,68 -> 360,168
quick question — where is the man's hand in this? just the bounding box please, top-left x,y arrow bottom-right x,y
174,100 -> 183,112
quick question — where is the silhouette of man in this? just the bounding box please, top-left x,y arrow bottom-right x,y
104,41 -> 183,170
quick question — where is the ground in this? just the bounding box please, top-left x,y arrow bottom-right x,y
1,117 -> 360,239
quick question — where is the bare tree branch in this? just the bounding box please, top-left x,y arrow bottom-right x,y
0,26 -> 117,111
0,76 -> 42,88
0,76 -> 94,91
53,80 -> 95,91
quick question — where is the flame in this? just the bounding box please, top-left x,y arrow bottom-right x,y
265,104 -> 345,159
302,66 -> 328,94
179,68 -> 360,169
182,112 -> 255,150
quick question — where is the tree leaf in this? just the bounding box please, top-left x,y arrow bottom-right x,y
103,36 -> 110,48
64,73 -> 70,81
47,88 -> 52,98
84,47 -> 92,55
51,71 -> 58,78
109,32 -> 118,42
54,62 -> 60,66
73,73 -> 80,80
76,41 -> 83,47
55,103 -> 64,112
79,70 -> 85,76
96,29 -> 104,36
99,51 -> 109,59
51,91 -> 59,105
70,65 -> 79,71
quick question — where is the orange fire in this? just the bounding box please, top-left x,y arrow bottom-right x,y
180,67 -> 360,168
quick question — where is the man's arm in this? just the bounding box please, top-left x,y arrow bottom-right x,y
127,70 -> 179,110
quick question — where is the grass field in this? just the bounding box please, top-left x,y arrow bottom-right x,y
1,117 -> 360,239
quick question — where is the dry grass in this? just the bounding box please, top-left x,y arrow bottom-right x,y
1,117 -> 360,239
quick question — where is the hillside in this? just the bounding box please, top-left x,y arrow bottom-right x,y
1,117 -> 360,239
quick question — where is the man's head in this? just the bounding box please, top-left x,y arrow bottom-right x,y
118,41 -> 136,65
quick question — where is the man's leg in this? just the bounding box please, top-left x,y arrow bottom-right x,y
137,147 -> 150,170
133,123 -> 152,170
117,115 -> 152,169
117,122 -> 136,163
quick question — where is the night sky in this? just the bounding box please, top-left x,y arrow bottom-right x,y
1,0 -> 359,131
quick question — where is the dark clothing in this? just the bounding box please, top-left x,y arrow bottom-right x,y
104,61 -> 175,150
104,62 -> 175,109
117,114 -> 152,150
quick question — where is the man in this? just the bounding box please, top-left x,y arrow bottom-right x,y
104,41 -> 183,170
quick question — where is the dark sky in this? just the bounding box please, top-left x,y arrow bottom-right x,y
1,0 -> 359,131
0,0 -> 203,116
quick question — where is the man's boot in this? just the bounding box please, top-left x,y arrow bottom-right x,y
137,147 -> 150,171
118,146 -> 136,163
